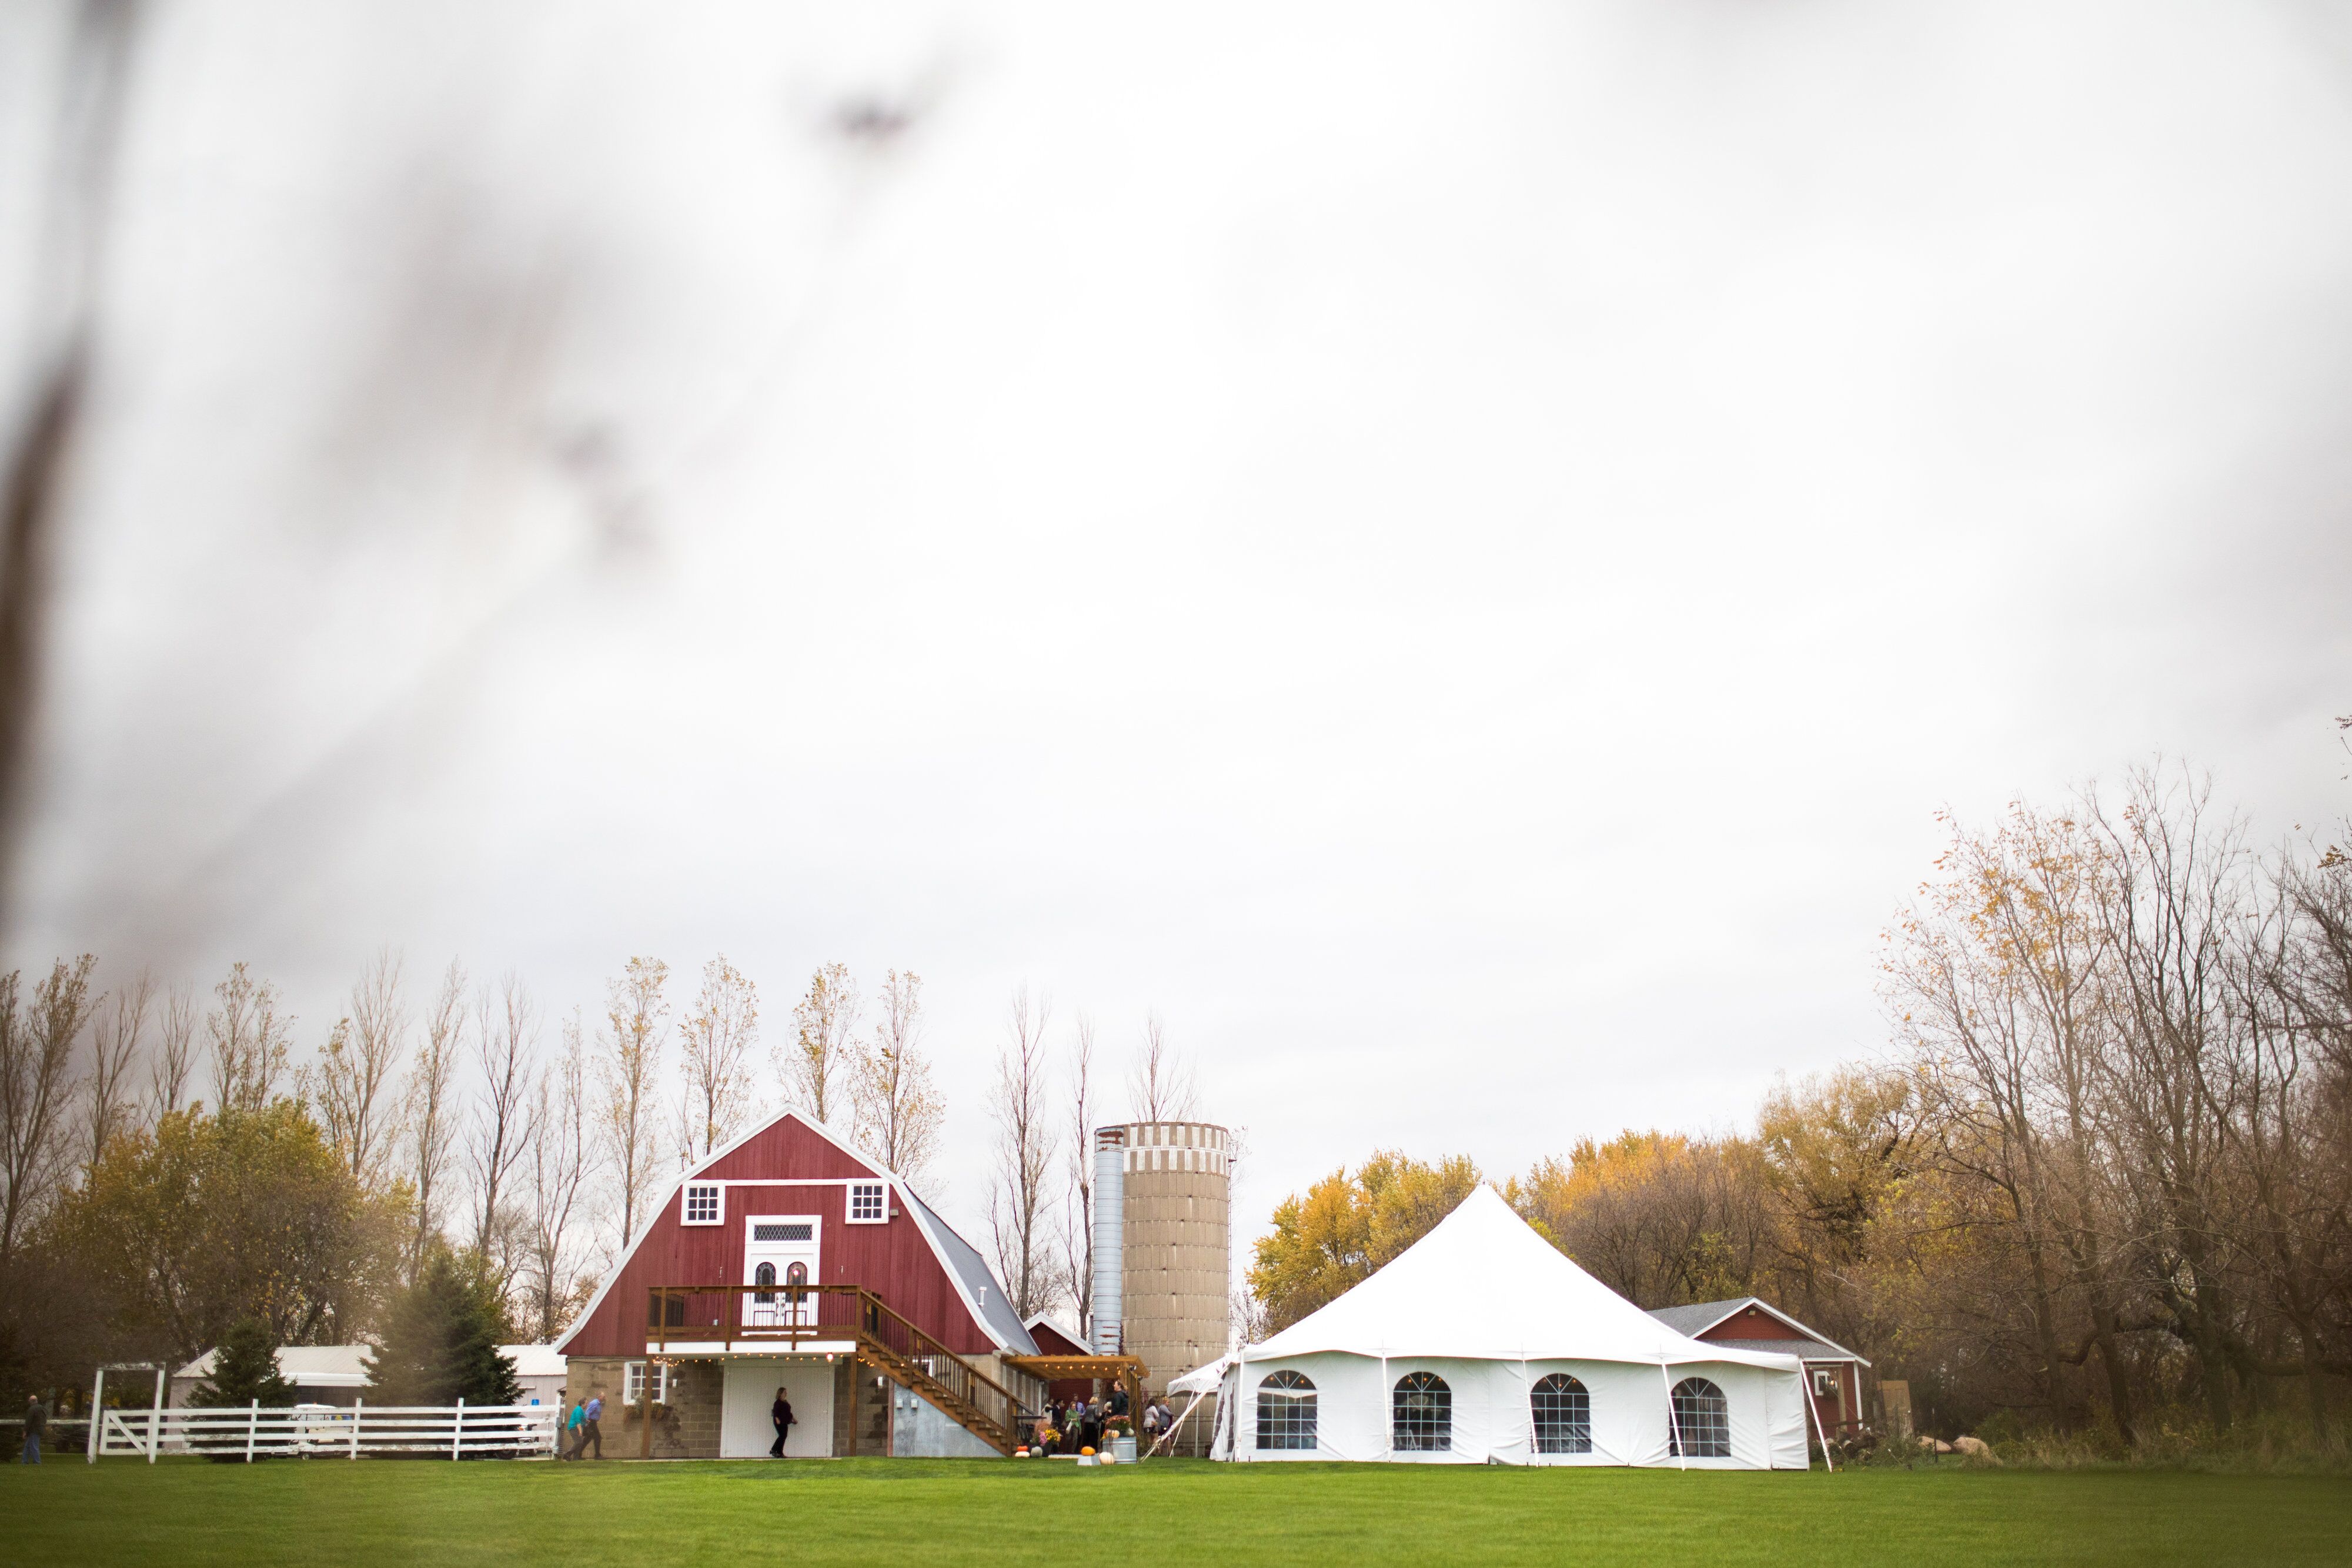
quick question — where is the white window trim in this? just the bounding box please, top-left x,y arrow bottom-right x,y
623,1361 -> 672,1405
846,1181 -> 890,1225
681,1182 -> 724,1226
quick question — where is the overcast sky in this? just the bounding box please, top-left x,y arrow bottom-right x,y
5,1 -> 2350,1261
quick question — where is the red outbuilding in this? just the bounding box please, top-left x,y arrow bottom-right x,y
1647,1298 -> 1870,1442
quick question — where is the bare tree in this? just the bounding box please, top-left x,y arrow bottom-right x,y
145,985 -> 195,1122
205,961 -> 293,1112
851,969 -> 945,1188
523,1008 -> 598,1340
1128,1009 -> 1198,1123
677,955 -> 760,1160
402,961 -> 467,1274
309,949 -> 409,1187
2085,768 -> 2251,1435
84,968 -> 151,1170
0,956 -> 96,1270
1055,1013 -> 1097,1334
988,985 -> 1057,1318
469,974 -> 539,1267
598,956 -> 669,1248
781,962 -> 859,1125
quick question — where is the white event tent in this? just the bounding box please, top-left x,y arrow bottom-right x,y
1184,1188 -> 1814,1467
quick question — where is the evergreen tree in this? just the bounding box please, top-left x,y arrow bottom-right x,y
365,1251 -> 520,1405
189,1318 -> 295,1407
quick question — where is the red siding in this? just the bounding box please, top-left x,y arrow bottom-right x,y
557,1115 -> 998,1359
1027,1321 -> 1087,1356
1696,1306 -> 1804,1342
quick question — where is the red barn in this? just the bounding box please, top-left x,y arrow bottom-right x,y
1648,1298 -> 1870,1443
556,1109 -> 1041,1459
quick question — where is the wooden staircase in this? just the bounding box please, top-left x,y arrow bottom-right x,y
849,1290 -> 1022,1455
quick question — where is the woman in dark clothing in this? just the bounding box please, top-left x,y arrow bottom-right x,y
770,1388 -> 794,1458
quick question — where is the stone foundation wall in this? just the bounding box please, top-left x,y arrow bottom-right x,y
564,1357 -> 721,1459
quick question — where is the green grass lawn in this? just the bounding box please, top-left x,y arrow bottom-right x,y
5,1456 -> 2346,1566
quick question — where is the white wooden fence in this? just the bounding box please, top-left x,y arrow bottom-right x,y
93,1401 -> 562,1462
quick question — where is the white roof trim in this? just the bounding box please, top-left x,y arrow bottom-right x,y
555,1108 -> 1024,1356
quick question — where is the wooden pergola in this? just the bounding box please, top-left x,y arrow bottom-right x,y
1001,1355 -> 1150,1452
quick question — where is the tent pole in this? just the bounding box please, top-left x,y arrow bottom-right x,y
148,1365 -> 163,1464
1803,1371 -> 1835,1472
1380,1355 -> 1390,1462
1661,1362 -> 1683,1472
86,1367 -> 103,1464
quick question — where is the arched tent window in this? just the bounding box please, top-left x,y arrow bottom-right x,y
753,1261 -> 777,1303
1668,1377 -> 1730,1459
1531,1373 -> 1591,1454
1255,1370 -> 1317,1450
1392,1372 -> 1451,1453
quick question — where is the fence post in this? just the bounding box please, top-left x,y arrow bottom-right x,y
351,1399 -> 362,1460
86,1368 -> 105,1464
148,1366 -> 164,1464
452,1399 -> 464,1460
245,1398 -> 258,1463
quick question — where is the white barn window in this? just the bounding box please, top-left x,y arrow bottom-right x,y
847,1181 -> 887,1223
624,1362 -> 671,1406
681,1183 -> 721,1225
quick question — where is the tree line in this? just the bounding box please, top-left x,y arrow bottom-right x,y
0,941 -> 1205,1407
1252,765 -> 2352,1450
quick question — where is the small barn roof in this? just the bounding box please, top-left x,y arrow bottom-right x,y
1245,1187 -> 1802,1370
1645,1298 -> 1869,1365
173,1345 -> 373,1387
1023,1314 -> 1088,1355
500,1343 -> 567,1378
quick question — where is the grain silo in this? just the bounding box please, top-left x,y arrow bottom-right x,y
1091,1120 -> 1231,1394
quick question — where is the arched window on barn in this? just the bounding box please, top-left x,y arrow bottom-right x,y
1668,1377 -> 1730,1458
1256,1370 -> 1317,1450
1531,1373 -> 1591,1454
784,1261 -> 811,1324
753,1261 -> 776,1303
1392,1372 -> 1451,1452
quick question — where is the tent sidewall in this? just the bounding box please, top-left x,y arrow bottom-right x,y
1222,1352 -> 1804,1469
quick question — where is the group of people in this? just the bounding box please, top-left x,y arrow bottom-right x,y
1138,1395 -> 1178,1449
559,1393 -> 604,1459
1027,1386 -> 1178,1456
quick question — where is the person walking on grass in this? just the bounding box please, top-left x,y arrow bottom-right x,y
563,1399 -> 586,1460
580,1392 -> 603,1459
20,1395 -> 45,1463
769,1387 -> 794,1458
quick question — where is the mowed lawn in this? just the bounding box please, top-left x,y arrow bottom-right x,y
6,1456 -> 2347,1567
